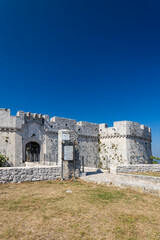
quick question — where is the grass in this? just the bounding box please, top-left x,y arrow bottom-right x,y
125,172 -> 160,177
0,180 -> 160,240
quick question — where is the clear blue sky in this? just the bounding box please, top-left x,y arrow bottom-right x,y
0,0 -> 159,156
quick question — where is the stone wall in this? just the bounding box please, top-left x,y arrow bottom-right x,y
78,135 -> 99,168
116,164 -> 160,173
0,166 -> 61,183
99,121 -> 152,172
0,108 -> 152,171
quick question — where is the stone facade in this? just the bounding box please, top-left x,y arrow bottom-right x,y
99,121 -> 152,171
0,108 -> 152,172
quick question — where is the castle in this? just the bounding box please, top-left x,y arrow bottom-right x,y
0,108 -> 152,172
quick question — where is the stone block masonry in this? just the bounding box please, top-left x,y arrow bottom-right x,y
116,164 -> 160,173
0,108 -> 152,173
0,166 -> 61,183
99,121 -> 152,172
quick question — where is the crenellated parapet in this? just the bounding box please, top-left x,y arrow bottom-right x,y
0,108 -> 152,170
98,121 -> 152,171
99,121 -> 151,142
50,116 -> 76,131
76,121 -> 99,137
0,108 -> 24,130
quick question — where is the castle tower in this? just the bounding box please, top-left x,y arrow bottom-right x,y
98,121 -> 152,172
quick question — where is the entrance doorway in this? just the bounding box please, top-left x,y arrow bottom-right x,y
25,142 -> 40,162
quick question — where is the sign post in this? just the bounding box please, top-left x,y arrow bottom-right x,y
58,130 -> 79,180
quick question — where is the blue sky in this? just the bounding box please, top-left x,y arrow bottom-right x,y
0,0 -> 159,156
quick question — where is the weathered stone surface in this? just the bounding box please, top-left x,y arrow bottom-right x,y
0,166 -> 61,183
99,121 -> 152,172
116,164 -> 160,173
0,108 -> 152,172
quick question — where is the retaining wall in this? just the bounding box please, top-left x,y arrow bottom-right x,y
116,164 -> 160,173
0,166 -> 61,183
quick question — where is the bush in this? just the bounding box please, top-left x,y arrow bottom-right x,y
150,156 -> 160,164
0,154 -> 6,167
98,160 -> 102,169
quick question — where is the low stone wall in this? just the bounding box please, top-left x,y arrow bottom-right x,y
0,166 -> 61,183
116,164 -> 160,173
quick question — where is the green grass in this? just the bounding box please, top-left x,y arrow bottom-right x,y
89,188 -> 125,203
0,180 -> 160,240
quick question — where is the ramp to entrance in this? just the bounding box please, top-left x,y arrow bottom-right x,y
80,172 -> 160,196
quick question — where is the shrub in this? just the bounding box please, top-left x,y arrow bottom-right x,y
150,156 -> 160,164
98,161 -> 102,169
0,154 -> 6,167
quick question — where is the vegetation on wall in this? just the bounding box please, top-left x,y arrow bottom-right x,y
150,156 -> 160,164
98,160 -> 102,169
0,154 -> 6,167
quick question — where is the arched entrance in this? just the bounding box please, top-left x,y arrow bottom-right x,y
25,142 -> 40,162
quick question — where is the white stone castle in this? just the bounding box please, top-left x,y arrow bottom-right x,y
0,108 -> 152,172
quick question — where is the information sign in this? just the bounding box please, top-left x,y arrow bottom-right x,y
64,146 -> 73,161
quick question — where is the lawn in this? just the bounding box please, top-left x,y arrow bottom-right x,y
0,180 -> 160,240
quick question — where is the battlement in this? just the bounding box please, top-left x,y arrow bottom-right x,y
17,111 -> 43,119
114,121 -> 151,132
0,108 -> 10,115
0,109 -> 152,141
50,116 -> 76,124
0,108 -> 24,129
0,108 -> 152,170
76,121 -> 99,136
99,121 -> 151,141
49,116 -> 77,131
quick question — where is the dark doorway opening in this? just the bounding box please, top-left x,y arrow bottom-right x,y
25,142 -> 40,162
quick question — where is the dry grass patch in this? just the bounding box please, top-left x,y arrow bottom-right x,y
0,180 -> 160,240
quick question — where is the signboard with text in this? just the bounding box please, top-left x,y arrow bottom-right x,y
64,146 -> 73,161
62,134 -> 70,141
